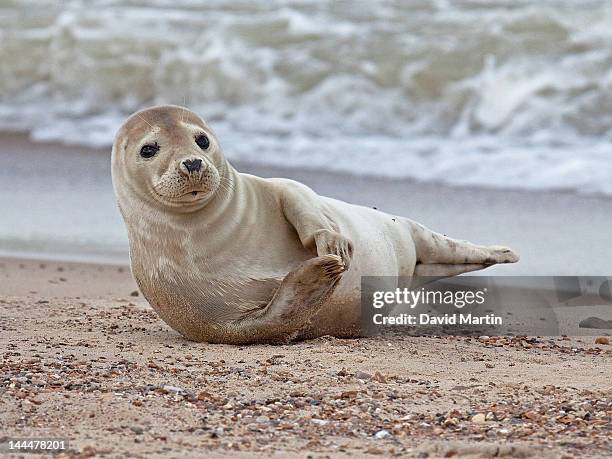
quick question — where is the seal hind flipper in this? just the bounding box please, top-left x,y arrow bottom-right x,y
408,220 -> 519,270
217,255 -> 346,344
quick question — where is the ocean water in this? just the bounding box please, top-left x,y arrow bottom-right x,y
1,0 -> 612,195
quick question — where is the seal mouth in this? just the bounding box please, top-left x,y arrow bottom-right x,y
150,186 -> 210,205
181,186 -> 207,197
177,187 -> 211,201
151,162 -> 222,208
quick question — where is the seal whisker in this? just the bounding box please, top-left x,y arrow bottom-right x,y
216,178 -> 238,199
215,177 -> 234,193
136,113 -> 155,131
218,176 -> 236,191
215,181 -> 234,199
180,95 -> 188,124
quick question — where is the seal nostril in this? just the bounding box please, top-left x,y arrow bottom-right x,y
183,159 -> 202,173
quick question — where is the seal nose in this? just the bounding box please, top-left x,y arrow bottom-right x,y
183,159 -> 202,173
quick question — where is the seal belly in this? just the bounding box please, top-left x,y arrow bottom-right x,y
130,204 -> 314,339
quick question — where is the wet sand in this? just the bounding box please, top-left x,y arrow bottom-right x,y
1,257 -> 611,458
2,132 -> 612,275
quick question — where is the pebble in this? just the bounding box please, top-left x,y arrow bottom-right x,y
130,425 -> 144,435
311,419 -> 328,426
471,413 -> 486,424
354,370 -> 372,380
162,385 -> 190,396
374,429 -> 391,439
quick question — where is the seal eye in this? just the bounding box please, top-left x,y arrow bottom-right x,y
195,134 -> 210,150
140,143 -> 159,159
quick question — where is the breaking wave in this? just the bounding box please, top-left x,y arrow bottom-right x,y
1,0 -> 612,194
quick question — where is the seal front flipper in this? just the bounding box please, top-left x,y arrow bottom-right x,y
224,254 -> 346,344
275,179 -> 354,268
312,229 -> 354,269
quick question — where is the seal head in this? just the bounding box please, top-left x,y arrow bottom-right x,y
111,105 -> 225,214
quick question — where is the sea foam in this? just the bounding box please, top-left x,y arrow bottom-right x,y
1,0 -> 611,195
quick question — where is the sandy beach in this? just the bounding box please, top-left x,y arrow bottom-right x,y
1,256 -> 611,458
